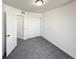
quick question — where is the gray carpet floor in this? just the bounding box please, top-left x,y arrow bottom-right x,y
4,36 -> 74,59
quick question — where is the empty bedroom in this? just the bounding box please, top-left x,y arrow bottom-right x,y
2,0 -> 76,59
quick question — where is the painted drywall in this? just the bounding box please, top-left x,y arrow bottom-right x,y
24,12 -> 42,39
41,1 -> 76,58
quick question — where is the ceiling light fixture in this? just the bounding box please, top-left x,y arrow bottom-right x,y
35,0 -> 44,6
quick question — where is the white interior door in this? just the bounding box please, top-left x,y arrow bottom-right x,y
17,15 -> 24,39
6,12 -> 17,56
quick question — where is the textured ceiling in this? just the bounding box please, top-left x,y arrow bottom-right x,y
3,0 -> 75,13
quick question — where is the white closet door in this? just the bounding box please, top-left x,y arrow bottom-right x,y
27,17 -> 40,38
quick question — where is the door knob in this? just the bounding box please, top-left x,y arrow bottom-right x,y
6,35 -> 10,37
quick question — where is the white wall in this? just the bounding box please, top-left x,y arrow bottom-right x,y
24,12 -> 42,39
41,1 -> 76,58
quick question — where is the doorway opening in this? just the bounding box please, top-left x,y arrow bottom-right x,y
17,15 -> 24,39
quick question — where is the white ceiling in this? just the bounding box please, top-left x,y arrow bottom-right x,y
3,0 -> 75,13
